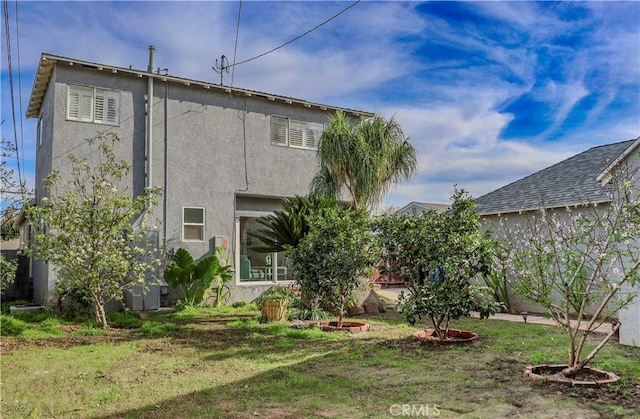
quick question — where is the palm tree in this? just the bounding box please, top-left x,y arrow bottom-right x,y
248,195 -> 337,253
311,111 -> 417,212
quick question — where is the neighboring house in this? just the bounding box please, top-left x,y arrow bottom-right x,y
0,238 -> 31,301
25,47 -> 372,311
475,138 -> 640,347
398,201 -> 449,215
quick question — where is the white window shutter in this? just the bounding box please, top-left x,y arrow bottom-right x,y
106,95 -> 118,124
305,123 -> 323,150
80,93 -> 93,121
67,86 -> 119,125
289,121 -> 305,148
270,116 -> 288,145
94,92 -> 105,123
68,90 -> 80,120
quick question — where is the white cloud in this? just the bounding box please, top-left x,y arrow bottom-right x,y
3,0 -> 638,208
379,102 -> 576,206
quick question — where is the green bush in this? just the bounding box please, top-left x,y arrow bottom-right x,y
375,189 -> 502,340
106,311 -> 144,328
255,286 -> 297,306
0,314 -> 28,336
288,208 -> 376,327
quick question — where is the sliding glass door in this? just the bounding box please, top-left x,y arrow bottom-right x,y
237,213 -> 291,283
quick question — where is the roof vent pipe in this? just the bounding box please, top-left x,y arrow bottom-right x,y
148,45 -> 156,73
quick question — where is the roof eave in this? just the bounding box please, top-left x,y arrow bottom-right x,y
596,137 -> 640,184
478,198 -> 613,217
26,53 -> 373,120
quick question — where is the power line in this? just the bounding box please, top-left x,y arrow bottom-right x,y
230,0 -> 242,87
2,0 -> 24,195
229,0 -> 361,69
14,0 -> 25,192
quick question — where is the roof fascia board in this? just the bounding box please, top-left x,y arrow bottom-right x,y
478,198 -> 613,217
596,137 -> 640,185
27,53 -> 373,119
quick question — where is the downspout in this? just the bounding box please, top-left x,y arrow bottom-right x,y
146,45 -> 155,192
163,77 -> 168,250
145,46 -> 157,310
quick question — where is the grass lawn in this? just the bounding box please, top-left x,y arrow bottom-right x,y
1,305 -> 639,418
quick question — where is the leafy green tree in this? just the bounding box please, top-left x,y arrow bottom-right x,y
1,136 -> 32,292
0,205 -> 19,293
1,206 -> 19,240
288,208 -> 376,327
164,247 -> 232,307
0,255 -> 17,293
311,111 -> 417,212
27,133 -> 162,329
374,189 -> 501,340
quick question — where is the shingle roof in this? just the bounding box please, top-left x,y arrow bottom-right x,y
399,201 -> 450,213
475,138 -> 639,215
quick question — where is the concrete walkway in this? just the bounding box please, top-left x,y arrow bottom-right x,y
376,288 -> 615,335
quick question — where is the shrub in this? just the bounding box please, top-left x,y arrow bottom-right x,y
288,208 -> 376,327
374,189 -> 501,340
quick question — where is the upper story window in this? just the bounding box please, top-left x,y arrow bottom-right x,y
270,116 -> 323,150
67,85 -> 120,125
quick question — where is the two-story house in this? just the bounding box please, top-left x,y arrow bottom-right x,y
26,46 -> 372,311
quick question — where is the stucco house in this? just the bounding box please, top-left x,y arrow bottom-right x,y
25,47 -> 372,311
475,138 -> 640,347
397,201 -> 449,215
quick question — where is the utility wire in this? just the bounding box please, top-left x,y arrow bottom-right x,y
230,0 -> 242,87
14,0 -> 25,192
229,0 -> 360,69
2,0 -> 24,195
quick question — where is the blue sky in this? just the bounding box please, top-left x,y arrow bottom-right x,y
2,1 -> 639,209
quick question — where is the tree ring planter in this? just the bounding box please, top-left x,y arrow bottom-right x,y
414,328 -> 479,344
524,364 -> 620,387
261,300 -> 288,321
319,321 -> 369,333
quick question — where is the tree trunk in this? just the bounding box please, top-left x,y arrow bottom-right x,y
431,314 -> 445,341
561,322 -> 621,377
337,302 -> 344,328
95,300 -> 108,330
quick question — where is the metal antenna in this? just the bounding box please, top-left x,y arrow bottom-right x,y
213,55 -> 229,85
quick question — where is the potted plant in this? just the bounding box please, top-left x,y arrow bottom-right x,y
256,286 -> 296,321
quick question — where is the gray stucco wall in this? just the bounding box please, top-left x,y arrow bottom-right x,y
32,61 -> 342,308
32,69 -> 56,306
619,281 -> 640,346
481,206 -> 621,317
150,79 -> 328,303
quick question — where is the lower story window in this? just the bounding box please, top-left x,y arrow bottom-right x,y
237,215 -> 291,283
183,207 -> 204,241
